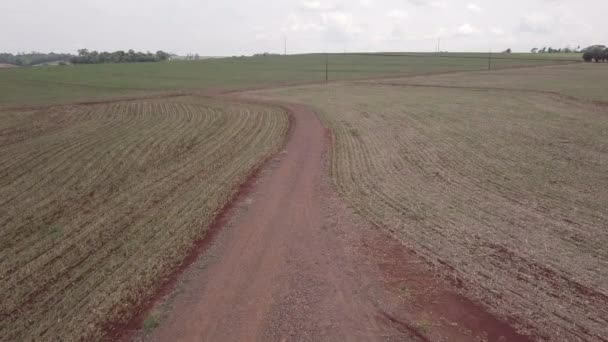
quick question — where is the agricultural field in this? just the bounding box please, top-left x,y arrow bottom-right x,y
250,63 -> 608,341
0,54 -> 599,342
368,62 -> 608,102
0,53 -> 579,107
0,97 -> 289,341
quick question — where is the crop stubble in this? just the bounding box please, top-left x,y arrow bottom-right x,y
366,63 -> 608,103
0,96 -> 289,341
253,82 -> 608,341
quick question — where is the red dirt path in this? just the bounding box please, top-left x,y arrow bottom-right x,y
125,99 -> 532,342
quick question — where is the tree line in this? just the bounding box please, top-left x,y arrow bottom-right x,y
0,49 -> 173,66
530,46 -> 581,53
582,45 -> 608,62
70,49 -> 171,64
0,52 -> 72,66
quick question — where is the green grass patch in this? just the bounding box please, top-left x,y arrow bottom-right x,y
0,53 -> 579,106
143,313 -> 160,332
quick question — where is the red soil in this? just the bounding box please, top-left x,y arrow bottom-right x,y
119,98 -> 532,341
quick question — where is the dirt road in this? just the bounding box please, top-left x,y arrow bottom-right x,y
133,99 -> 531,342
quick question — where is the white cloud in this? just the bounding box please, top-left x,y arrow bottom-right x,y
457,23 -> 481,35
490,27 -> 505,35
254,32 -> 280,41
466,3 -> 481,12
282,13 -> 324,33
388,27 -> 406,41
436,27 -> 447,37
403,0 -> 447,8
430,1 -> 449,9
299,0 -> 338,12
518,14 -> 552,33
2,0 -> 607,55
387,9 -> 408,20
403,0 -> 428,5
321,11 -> 362,34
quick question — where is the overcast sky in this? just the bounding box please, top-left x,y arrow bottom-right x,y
1,0 -> 605,55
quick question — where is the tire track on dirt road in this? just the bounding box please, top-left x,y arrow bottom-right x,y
125,96 -> 532,342
141,101 -> 411,341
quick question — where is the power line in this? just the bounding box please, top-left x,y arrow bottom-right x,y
312,52 -> 580,63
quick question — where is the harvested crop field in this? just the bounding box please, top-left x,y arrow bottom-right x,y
0,97 -> 289,341
252,77 -> 608,341
0,53 -> 578,107
369,63 -> 608,102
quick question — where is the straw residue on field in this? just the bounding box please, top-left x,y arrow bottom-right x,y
368,63 -> 608,102
0,97 -> 289,341
254,83 -> 608,341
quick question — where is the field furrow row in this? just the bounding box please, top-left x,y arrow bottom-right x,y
253,82 -> 608,342
0,97 -> 289,341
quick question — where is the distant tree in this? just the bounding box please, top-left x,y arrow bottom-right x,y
0,51 -> 73,66
183,53 -> 203,61
111,50 -> 124,63
503,48 -> 512,53
126,49 -> 136,62
155,50 -> 170,61
582,51 -> 593,62
582,45 -> 608,62
70,48 -> 171,64
583,45 -> 607,52
582,45 -> 607,62
531,45 -> 585,54
90,50 -> 100,63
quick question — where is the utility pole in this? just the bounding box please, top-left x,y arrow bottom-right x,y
284,36 -> 287,56
488,50 -> 492,70
437,37 -> 441,53
325,53 -> 329,83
